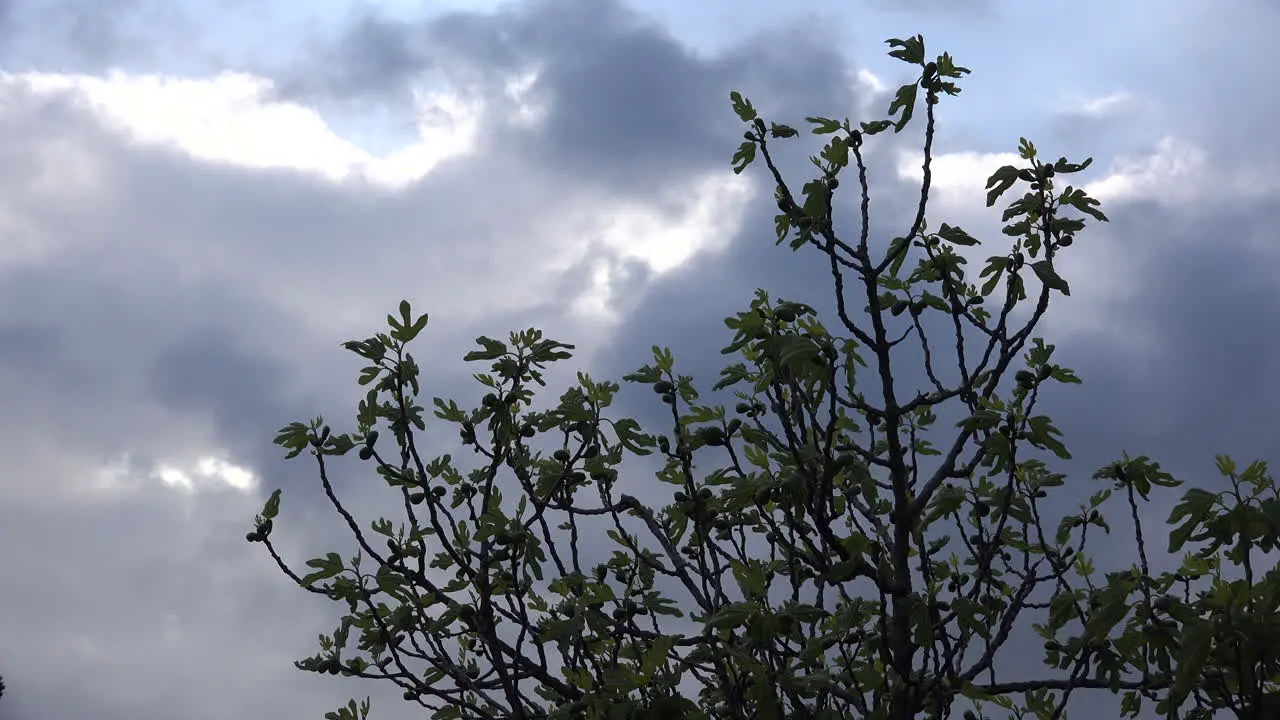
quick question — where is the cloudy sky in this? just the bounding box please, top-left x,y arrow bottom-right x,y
1,0 -> 1277,718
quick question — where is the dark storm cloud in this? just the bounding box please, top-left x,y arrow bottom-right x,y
1051,199 -> 1280,482
148,327 -> 296,450
274,0 -> 859,192
278,12 -> 437,104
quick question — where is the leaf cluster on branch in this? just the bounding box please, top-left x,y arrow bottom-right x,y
249,35 -> 1280,720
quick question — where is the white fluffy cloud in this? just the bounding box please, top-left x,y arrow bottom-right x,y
2,70 -> 479,186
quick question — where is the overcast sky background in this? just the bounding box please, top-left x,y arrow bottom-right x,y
0,0 -> 1277,718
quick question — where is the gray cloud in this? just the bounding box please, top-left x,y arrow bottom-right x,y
0,2 -> 884,717
1,0 -> 1277,718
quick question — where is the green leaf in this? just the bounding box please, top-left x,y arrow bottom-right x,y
887,237 -> 912,277
773,212 -> 791,242
985,165 -> 1020,207
652,345 -> 675,372
887,83 -> 919,132
729,559 -> 768,600
937,223 -> 979,246
927,484 -> 966,522
301,552 -> 344,586
611,417 -> 654,456
861,119 -> 892,135
713,363 -> 750,390
806,116 -> 842,134
1167,488 -> 1219,552
1052,156 -> 1094,175
729,91 -> 757,122
640,634 -> 677,677
1215,454 -> 1236,477
1170,621 -> 1214,709
706,602 -> 756,630
1031,261 -> 1071,295
770,122 -> 798,139
820,135 -> 849,168
375,564 -> 404,596
1059,186 -> 1109,222
885,236 -> 910,265
958,408 -> 1001,433
392,301 -> 429,343
274,421 -> 312,459
1026,415 -> 1071,459
464,336 -> 508,362
732,141 -> 757,174
1018,137 -> 1037,160
261,488 -> 282,520
1120,691 -> 1142,718
646,596 -> 684,618
773,334 -> 822,369
822,559 -> 863,583
885,35 -> 926,65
